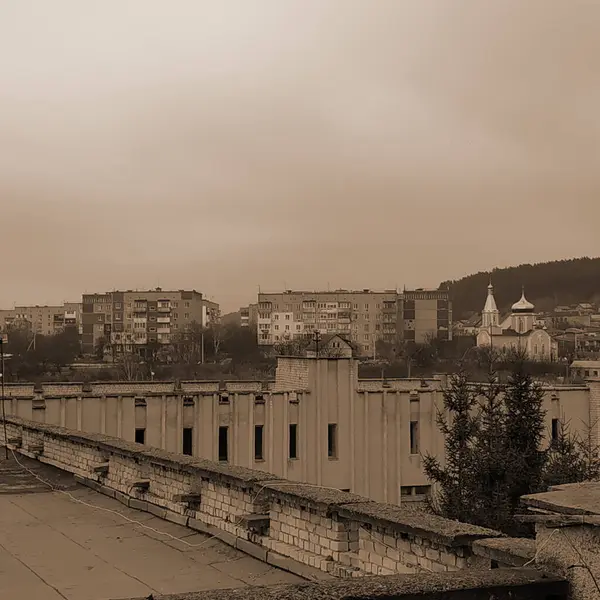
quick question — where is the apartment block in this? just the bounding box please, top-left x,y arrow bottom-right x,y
81,288 -> 219,356
401,289 -> 452,344
256,289 -> 451,355
240,303 -> 258,328
0,303 -> 82,336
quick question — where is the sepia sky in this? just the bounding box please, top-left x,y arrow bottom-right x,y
1,1 -> 599,312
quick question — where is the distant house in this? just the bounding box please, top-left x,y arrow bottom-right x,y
305,334 -> 354,358
570,360 -> 600,379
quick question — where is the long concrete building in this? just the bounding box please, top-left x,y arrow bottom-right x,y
1,355 -> 596,506
256,288 -> 451,356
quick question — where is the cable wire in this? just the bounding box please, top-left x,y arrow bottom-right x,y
8,448 -> 345,552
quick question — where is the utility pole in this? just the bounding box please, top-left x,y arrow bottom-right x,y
1,335 -> 7,459
314,329 -> 321,357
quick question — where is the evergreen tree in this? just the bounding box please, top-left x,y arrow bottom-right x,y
502,357 -> 546,513
577,418 -> 600,481
424,369 -> 480,523
469,372 -> 512,531
543,421 -> 587,488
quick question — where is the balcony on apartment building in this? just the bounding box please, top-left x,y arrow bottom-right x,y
157,303 -> 171,313
157,316 -> 171,324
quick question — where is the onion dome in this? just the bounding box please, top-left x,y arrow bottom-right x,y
511,288 -> 535,313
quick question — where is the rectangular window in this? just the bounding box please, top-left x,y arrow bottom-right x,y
218,426 -> 229,461
410,421 -> 420,454
328,423 -> 338,459
551,418 -> 560,441
289,424 -> 298,459
135,428 -> 146,444
182,428 -> 193,456
254,425 -> 264,460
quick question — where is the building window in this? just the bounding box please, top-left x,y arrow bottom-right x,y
135,428 -> 146,444
182,428 -> 193,456
254,425 -> 264,461
328,423 -> 338,459
184,313 -> 190,319
218,426 -> 229,461
551,418 -> 560,441
410,421 -> 419,455
285,314 -> 290,320
289,424 -> 298,459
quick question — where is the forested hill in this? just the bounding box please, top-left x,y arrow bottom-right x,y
442,257 -> 600,319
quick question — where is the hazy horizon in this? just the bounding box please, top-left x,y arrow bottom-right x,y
1,1 -> 599,312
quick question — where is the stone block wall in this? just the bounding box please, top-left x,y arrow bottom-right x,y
1,415 -> 528,580
273,358 -> 309,391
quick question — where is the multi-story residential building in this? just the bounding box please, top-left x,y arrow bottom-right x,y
81,289 -> 219,357
0,303 -> 82,336
400,289 -> 452,344
240,303 -> 258,328
256,289 -> 451,355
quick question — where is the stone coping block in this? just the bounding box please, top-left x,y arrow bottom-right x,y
336,502 -> 503,547
118,569 -> 568,600
471,538 -> 535,567
521,481 -> 600,516
264,481 -> 367,509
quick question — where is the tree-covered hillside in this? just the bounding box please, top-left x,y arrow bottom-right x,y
442,257 -> 600,319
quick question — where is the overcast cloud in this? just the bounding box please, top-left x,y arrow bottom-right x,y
0,1 -> 598,310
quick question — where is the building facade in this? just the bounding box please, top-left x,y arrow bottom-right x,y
240,304 -> 258,328
4,355 -> 594,506
81,289 -> 219,357
256,289 -> 451,356
0,303 -> 82,336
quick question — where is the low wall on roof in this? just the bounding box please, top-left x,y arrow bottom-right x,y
0,415 -> 533,581
121,570 -> 568,600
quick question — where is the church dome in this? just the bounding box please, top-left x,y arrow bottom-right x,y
511,289 -> 535,313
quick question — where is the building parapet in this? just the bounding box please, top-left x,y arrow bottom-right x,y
121,569 -> 567,600
1,415 -> 534,581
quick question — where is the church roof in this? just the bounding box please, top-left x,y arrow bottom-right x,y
511,289 -> 535,313
483,283 -> 499,314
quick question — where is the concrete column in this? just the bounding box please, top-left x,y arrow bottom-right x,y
349,361 -> 356,493
248,394 -> 254,469
176,394 -> 183,454
116,396 -> 123,439
160,394 -> 167,450
60,397 -> 66,428
194,395 -> 200,458
382,390 -> 388,503
100,395 -> 107,434
363,391 -> 369,498
283,392 -> 289,479
395,391 -> 402,504
76,396 -> 82,431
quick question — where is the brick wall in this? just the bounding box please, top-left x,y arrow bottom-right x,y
274,358 -> 310,391
0,414 -> 531,581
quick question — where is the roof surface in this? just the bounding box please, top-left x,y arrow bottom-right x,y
0,453 -> 301,600
521,481 -> 600,516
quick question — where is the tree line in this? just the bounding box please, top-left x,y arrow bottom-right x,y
442,256 -> 600,318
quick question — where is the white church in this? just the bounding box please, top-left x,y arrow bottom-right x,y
476,282 -> 557,361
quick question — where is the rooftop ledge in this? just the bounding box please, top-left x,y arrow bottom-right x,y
2,415 -> 530,583
119,570 -> 567,600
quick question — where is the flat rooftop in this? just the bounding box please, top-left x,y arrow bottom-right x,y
0,453 -> 302,600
